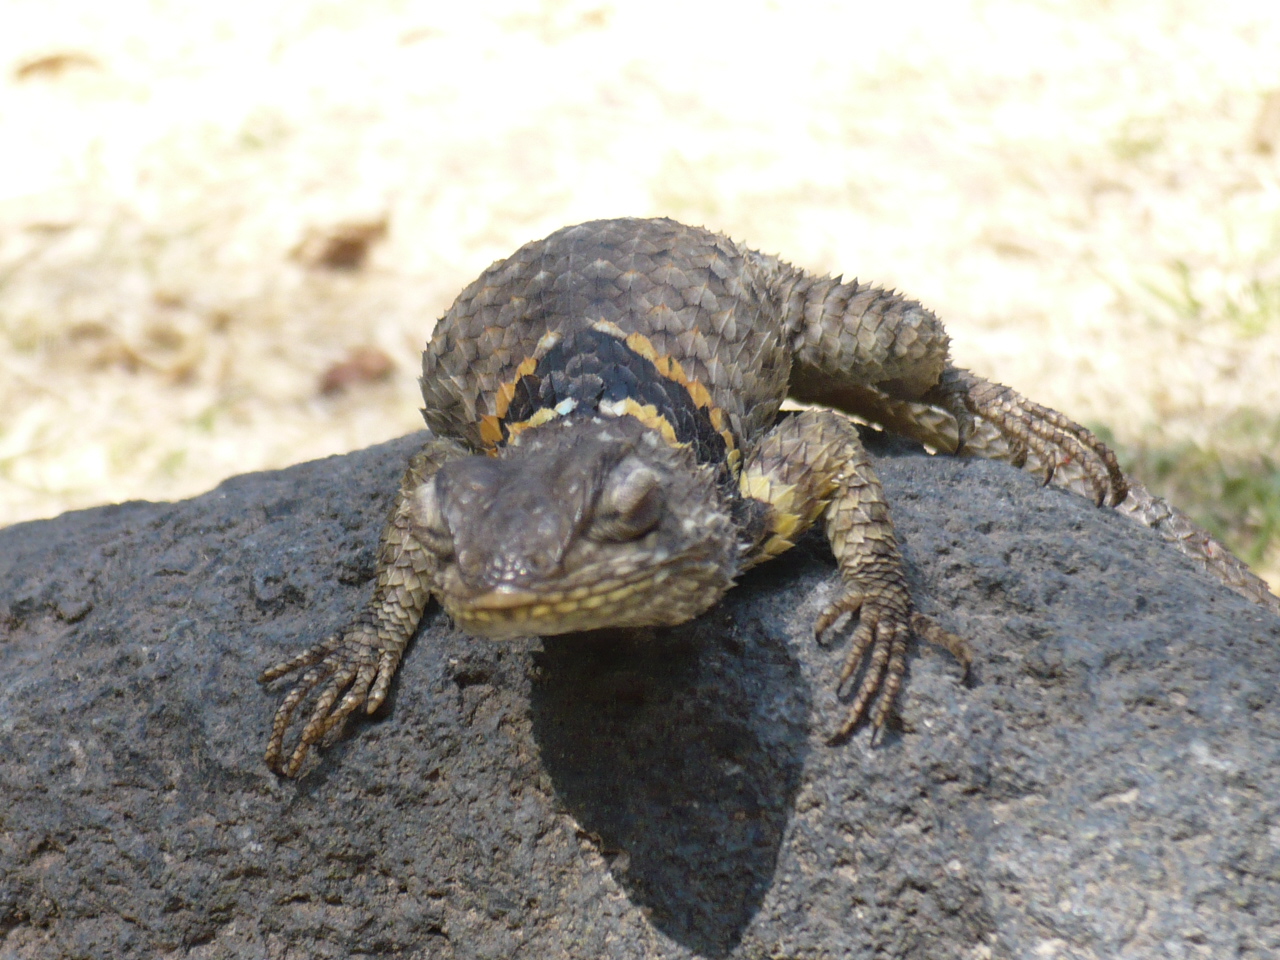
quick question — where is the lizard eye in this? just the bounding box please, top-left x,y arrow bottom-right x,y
411,476 -> 454,556
590,460 -> 664,542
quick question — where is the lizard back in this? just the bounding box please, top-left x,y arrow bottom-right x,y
420,218 -> 793,472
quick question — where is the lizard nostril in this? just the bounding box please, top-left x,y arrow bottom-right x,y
482,550 -> 557,585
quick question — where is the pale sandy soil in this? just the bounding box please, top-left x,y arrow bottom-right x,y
2,0 -> 1278,581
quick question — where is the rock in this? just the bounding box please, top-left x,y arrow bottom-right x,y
1,431 -> 1277,960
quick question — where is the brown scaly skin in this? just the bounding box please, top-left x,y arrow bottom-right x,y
261,217 -> 1280,776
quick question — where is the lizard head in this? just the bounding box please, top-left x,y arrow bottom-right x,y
409,416 -> 738,638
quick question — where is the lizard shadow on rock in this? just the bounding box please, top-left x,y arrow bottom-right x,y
529,584 -> 812,958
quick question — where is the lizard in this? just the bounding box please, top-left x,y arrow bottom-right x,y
261,217 -> 1280,777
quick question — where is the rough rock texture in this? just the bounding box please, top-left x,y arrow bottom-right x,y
2,431 -> 1278,960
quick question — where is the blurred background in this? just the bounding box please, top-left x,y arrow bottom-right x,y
1,0 -> 1278,588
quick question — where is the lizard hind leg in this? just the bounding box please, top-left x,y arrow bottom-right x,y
925,365 -> 1128,507
740,409 -> 969,740
761,258 -> 1124,507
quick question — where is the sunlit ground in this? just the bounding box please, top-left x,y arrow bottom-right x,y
2,0 -> 1278,586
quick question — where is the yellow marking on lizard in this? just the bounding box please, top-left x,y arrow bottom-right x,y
685,379 -> 714,410
612,326 -> 742,474
479,414 -> 504,448
613,327 -> 655,361
598,398 -> 683,447
480,336 -> 561,451
504,406 -> 564,443
493,356 -> 539,421
741,470 -> 828,560
605,584 -> 641,604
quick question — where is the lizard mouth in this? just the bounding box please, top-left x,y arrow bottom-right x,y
465,586 -> 543,611
441,562 -> 732,639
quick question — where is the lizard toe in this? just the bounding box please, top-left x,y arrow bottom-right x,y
264,621 -> 383,777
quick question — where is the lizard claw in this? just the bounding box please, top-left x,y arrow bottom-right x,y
818,589 -> 971,742
817,586 -> 911,740
260,620 -> 393,777
928,368 -> 1127,508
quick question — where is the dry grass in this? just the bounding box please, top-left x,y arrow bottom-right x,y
2,0 -> 1278,585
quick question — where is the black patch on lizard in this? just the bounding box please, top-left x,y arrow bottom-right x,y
501,327 -> 733,471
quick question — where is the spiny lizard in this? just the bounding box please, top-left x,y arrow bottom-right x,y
261,217 -> 1280,776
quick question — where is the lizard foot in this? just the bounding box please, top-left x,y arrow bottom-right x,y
259,620 -> 399,777
932,368 -> 1127,507
817,588 -> 972,741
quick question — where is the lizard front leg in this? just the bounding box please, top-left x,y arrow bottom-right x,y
260,435 -> 468,776
740,410 -> 971,738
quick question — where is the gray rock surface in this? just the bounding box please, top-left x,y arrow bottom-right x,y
1,430 -> 1278,960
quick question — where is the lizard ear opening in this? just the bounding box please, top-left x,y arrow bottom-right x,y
590,459 -> 664,542
411,476 -> 454,556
